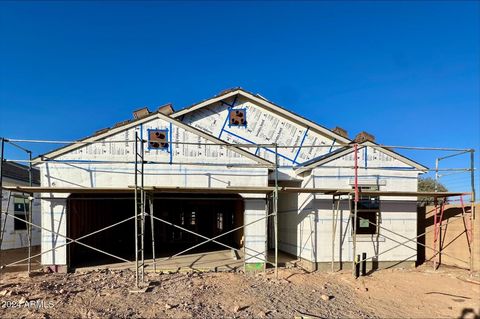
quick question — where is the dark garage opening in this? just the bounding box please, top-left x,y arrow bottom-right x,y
67,193 -> 244,269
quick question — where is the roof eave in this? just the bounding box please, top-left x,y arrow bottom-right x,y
32,110 -> 273,167
294,141 -> 429,174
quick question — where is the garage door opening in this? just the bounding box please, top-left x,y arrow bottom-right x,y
67,193 -> 244,269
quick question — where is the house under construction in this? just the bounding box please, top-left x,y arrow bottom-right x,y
0,88 -> 476,286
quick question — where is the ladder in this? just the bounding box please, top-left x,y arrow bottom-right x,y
134,131 -> 146,287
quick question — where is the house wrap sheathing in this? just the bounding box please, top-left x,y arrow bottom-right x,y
35,88 -> 426,271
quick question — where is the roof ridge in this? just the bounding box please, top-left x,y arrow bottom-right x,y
171,88 -> 352,144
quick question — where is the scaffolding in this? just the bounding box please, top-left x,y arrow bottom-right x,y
0,138 -> 35,273
0,136 -> 476,289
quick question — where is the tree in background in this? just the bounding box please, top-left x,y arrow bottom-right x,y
418,177 -> 448,206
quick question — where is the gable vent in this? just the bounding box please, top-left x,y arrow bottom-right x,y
148,130 -> 168,149
229,109 -> 246,126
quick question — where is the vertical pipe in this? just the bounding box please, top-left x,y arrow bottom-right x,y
352,144 -> 358,277
460,195 -> 472,250
471,150 -> 476,203
0,138 -> 4,254
0,138 -> 4,201
264,195 -> 268,273
331,196 -> 335,272
27,151 -> 33,273
438,201 -> 446,268
140,133 -> 145,282
433,202 -> 438,270
134,132 -> 139,288
354,144 -> 359,203
361,252 -> 367,276
274,143 -> 279,279
21,195 -> 28,269
355,254 -> 360,278
331,195 -> 340,272
470,149 -> 475,273
344,193 -> 351,269
243,202 -> 246,272
149,195 -> 156,273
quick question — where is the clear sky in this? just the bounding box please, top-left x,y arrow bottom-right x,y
0,1 -> 478,196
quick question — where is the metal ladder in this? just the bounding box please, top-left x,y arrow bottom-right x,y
134,131 -> 146,287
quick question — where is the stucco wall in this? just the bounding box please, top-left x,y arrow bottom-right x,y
277,146 -> 420,265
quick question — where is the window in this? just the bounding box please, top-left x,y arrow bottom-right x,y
191,211 -> 196,225
351,186 -> 380,235
354,211 -> 378,235
216,212 -> 223,231
13,197 -> 29,231
148,129 -> 169,150
228,109 -> 247,127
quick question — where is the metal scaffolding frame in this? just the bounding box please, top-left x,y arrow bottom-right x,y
0,136 -> 476,289
0,138 -> 35,273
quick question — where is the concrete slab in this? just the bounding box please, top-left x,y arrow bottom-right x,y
74,250 -> 299,273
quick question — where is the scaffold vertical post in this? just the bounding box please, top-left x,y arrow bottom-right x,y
274,143 -> 279,279
134,131 -> 139,287
438,200 -> 445,268
0,138 -> 4,257
140,133 -> 145,282
470,149 -> 475,274
433,201 -> 438,270
0,138 -> 3,197
133,130 -> 146,286
331,195 -> 336,272
149,195 -> 157,273
352,143 -> 359,278
27,150 -> 33,273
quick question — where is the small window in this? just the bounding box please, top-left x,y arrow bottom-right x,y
148,129 -> 169,150
351,186 -> 380,235
13,197 -> 28,231
353,212 -> 377,235
216,212 -> 223,231
229,109 -> 247,127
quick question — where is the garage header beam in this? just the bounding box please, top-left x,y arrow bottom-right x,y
2,185 -> 468,198
1,185 -> 275,194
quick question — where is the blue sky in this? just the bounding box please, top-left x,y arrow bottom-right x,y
0,1 -> 478,196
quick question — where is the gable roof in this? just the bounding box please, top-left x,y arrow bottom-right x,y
172,88 -> 352,144
294,140 -> 428,174
32,110 -> 273,167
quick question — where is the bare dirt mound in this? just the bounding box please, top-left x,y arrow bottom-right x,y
0,265 -> 478,318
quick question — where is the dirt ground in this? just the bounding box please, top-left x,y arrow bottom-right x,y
0,264 -> 478,319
